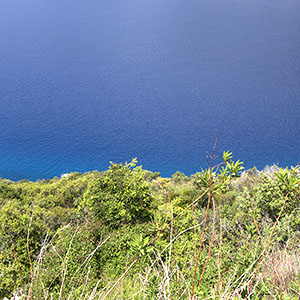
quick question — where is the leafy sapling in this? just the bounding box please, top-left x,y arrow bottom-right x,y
129,234 -> 154,256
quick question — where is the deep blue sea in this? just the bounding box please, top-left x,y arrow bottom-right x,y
0,0 -> 300,181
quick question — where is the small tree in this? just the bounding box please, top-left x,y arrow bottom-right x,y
83,159 -> 153,229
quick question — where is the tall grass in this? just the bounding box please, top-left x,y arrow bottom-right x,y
19,210 -> 299,300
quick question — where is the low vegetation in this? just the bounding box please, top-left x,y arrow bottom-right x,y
0,151 -> 299,299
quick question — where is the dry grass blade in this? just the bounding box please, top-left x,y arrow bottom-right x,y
246,193 -> 289,298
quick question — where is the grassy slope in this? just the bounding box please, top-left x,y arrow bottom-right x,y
0,160 -> 299,299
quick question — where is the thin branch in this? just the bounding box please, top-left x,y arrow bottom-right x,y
191,137 -> 218,300
197,196 -> 216,288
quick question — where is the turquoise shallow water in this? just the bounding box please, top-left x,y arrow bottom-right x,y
0,0 -> 300,180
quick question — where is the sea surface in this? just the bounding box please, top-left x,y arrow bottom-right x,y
0,0 -> 300,181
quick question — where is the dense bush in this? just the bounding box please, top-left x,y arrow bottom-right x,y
82,159 -> 153,229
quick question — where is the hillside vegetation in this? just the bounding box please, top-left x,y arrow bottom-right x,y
0,152 -> 299,299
